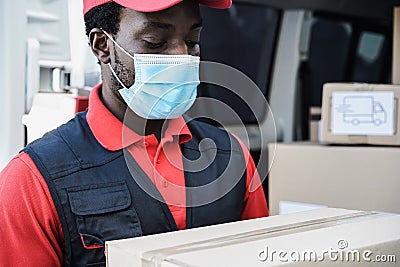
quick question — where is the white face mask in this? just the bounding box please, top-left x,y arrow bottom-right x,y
103,30 -> 200,119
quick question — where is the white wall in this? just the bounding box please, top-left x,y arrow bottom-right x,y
0,0 -> 27,169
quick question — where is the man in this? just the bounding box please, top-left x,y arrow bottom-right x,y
0,0 -> 268,266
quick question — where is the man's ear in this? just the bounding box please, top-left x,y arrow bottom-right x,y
89,28 -> 111,64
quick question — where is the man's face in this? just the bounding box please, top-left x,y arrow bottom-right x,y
109,0 -> 202,90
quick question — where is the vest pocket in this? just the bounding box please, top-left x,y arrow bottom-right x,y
68,181 -> 142,249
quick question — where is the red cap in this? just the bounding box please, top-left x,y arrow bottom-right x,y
83,0 -> 232,15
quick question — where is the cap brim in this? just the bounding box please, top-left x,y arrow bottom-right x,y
114,0 -> 183,12
84,0 -> 231,14
200,0 -> 232,9
119,0 -> 232,12
117,0 -> 232,12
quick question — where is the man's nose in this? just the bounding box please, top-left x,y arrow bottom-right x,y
167,41 -> 189,55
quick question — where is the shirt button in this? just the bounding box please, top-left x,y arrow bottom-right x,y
143,142 -> 149,147
156,160 -> 161,164
163,181 -> 168,188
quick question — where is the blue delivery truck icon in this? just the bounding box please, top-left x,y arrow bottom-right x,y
336,96 -> 386,126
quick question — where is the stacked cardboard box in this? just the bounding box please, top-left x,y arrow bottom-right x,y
268,142 -> 400,215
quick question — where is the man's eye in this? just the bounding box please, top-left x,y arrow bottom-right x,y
143,40 -> 166,49
186,40 -> 199,48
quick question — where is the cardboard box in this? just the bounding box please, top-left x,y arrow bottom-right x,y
320,83 -> 400,145
268,142 -> 400,215
106,208 -> 400,266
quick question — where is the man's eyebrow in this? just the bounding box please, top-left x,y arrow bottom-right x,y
143,21 -> 175,30
141,21 -> 203,31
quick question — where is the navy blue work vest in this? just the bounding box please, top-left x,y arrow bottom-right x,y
24,111 -> 247,267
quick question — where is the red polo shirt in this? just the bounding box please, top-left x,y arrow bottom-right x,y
0,84 -> 268,266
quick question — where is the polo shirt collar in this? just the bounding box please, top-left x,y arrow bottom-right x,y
86,84 -> 192,151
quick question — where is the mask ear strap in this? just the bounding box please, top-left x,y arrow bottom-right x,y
108,63 -> 127,89
100,28 -> 135,61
